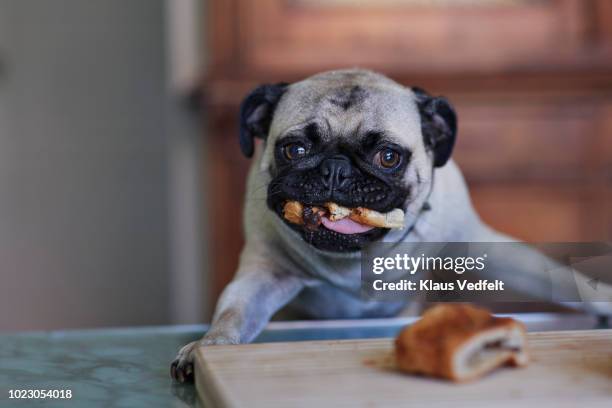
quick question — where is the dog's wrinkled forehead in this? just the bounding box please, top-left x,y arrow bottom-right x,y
268,69 -> 423,150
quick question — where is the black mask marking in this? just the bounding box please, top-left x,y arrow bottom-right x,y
268,129 -> 410,253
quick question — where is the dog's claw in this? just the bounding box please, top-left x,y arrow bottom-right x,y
171,335 -> 239,383
170,341 -> 198,383
171,357 -> 194,383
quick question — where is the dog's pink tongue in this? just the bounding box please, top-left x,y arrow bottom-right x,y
321,216 -> 374,234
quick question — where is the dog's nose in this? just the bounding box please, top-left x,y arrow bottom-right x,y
320,154 -> 352,190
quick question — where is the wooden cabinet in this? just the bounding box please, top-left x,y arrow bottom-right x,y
203,0 -> 612,303
471,183 -> 610,241
454,95 -> 605,183
237,0 -> 603,75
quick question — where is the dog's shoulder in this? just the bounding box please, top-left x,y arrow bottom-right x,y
409,160 -> 483,241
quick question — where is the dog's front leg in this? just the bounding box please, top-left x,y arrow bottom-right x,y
171,267 -> 305,382
465,223 -> 612,316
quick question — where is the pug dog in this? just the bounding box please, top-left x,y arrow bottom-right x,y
171,68 -> 612,382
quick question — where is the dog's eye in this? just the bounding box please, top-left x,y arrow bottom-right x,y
284,143 -> 308,160
375,148 -> 401,169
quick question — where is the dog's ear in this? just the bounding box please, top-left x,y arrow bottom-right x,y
412,87 -> 457,167
239,82 -> 288,158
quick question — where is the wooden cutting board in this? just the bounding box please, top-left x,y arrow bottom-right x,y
195,330 -> 612,407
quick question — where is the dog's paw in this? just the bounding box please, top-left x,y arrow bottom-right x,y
170,336 -> 239,383
170,341 -> 199,383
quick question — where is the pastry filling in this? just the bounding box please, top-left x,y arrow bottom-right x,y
464,333 -> 525,371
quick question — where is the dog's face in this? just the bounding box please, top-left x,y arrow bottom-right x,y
239,69 -> 457,252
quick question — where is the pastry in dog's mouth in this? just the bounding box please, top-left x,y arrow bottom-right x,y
282,201 -> 404,234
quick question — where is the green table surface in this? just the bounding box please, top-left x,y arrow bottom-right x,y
0,313 -> 606,407
0,322 -> 415,408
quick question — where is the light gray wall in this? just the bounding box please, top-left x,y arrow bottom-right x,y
165,0 -> 208,325
0,0 -> 175,330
